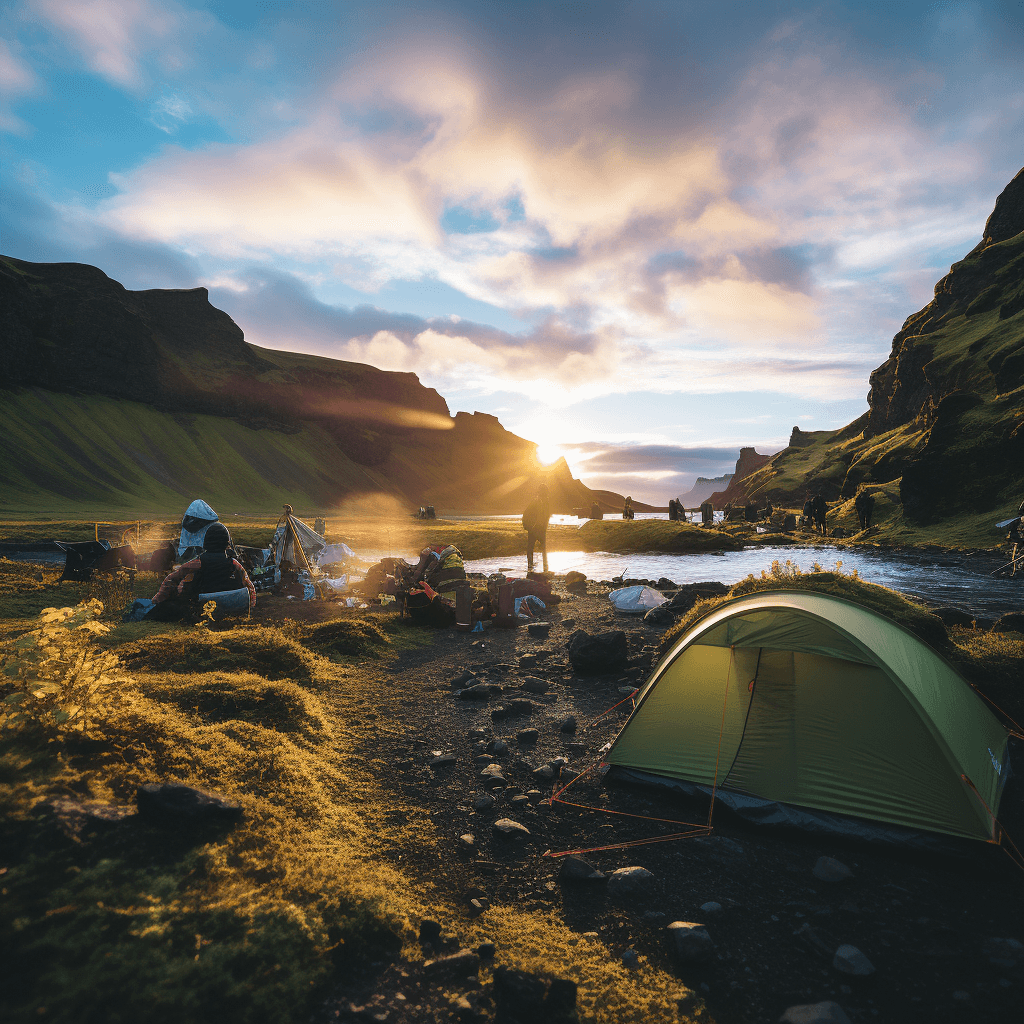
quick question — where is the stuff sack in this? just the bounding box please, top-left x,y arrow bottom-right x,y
197,588 -> 251,620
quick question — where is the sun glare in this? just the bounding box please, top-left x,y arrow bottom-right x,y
536,444 -> 562,465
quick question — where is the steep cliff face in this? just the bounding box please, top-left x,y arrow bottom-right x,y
0,256 -> 621,513
706,448 -> 773,506
731,167 -> 1024,525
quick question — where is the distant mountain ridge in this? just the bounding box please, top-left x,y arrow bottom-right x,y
0,256 -> 621,514
718,167 -> 1024,527
678,473 -> 733,507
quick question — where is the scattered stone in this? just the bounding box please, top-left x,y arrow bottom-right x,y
492,818 -> 531,840
458,682 -> 502,699
779,1001 -> 852,1024
564,572 -> 587,593
621,947 -> 640,969
531,764 -> 557,782
560,617 -> 577,629
423,949 -> 480,979
831,527 -> 846,538
510,794 -> 530,808
491,705 -> 509,720
481,773 -> 507,791
667,921 -> 713,961
813,857 -> 853,882
546,977 -> 578,1016
643,605 -> 675,626
474,753 -> 496,767
643,911 -> 667,924
607,865 -> 655,895
558,855 -> 606,882
468,899 -> 486,917
473,794 -> 495,811
526,789 -> 542,803
468,727 -> 488,741
419,919 -> 442,944
451,670 -> 477,687
558,716 -> 577,733
700,901 -> 723,914
528,621 -> 551,638
430,753 -> 457,769
517,728 -> 539,745
536,799 -> 552,815
458,833 -> 476,851
493,968 -> 548,1017
136,784 -> 243,828
832,944 -> 875,976
521,677 -> 550,694
477,941 -> 496,960
485,738 -> 509,755
507,699 -> 536,715
567,629 -> 628,674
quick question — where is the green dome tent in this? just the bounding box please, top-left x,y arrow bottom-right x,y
605,591 -> 1010,842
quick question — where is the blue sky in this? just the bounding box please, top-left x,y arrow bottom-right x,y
2,1 -> 1023,502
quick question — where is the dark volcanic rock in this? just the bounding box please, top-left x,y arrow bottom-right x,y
934,606 -> 975,628
567,629 -> 628,674
136,784 -> 243,829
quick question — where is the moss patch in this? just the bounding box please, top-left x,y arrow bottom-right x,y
576,519 -> 742,554
145,671 -> 331,738
110,627 -> 317,684
304,618 -> 391,660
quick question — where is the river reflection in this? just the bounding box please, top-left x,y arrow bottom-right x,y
463,546 -> 1020,619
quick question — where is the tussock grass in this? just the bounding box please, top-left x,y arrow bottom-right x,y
660,564 -> 949,653
304,617 -> 391,660
146,671 -> 332,739
111,627 -> 317,684
465,908 -> 701,1024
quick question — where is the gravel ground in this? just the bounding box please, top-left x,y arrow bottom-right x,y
316,581 -> 1024,1024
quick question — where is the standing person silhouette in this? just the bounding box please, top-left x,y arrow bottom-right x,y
522,483 -> 551,573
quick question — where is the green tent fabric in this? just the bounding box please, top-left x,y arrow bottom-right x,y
606,591 -> 1009,841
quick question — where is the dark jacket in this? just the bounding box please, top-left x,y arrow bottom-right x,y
522,497 -> 551,535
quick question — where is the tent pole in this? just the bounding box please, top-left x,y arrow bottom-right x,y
287,513 -> 324,600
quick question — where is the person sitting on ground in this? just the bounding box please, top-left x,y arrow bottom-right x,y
622,495 -> 635,520
523,484 -> 552,572
409,544 -> 468,596
147,523 -> 256,622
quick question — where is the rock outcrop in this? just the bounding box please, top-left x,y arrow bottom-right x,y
0,255 -> 628,513
724,166 -> 1024,523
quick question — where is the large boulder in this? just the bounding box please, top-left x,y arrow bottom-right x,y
567,629 -> 628,674
136,784 -> 243,829
667,921 -> 713,961
780,1002 -> 852,1024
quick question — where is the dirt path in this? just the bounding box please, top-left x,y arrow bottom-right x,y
315,586 -> 1024,1024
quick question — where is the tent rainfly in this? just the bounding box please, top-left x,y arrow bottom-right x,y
605,591 -> 1010,843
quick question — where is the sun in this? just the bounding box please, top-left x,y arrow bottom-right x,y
536,443 -> 562,466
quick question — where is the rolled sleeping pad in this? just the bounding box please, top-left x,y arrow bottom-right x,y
197,588 -> 251,620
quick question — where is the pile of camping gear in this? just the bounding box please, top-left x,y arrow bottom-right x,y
354,546 -> 560,630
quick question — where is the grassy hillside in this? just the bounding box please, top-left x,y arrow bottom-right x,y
0,390 -> 400,514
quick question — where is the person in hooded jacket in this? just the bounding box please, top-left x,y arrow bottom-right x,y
147,523 -> 256,621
